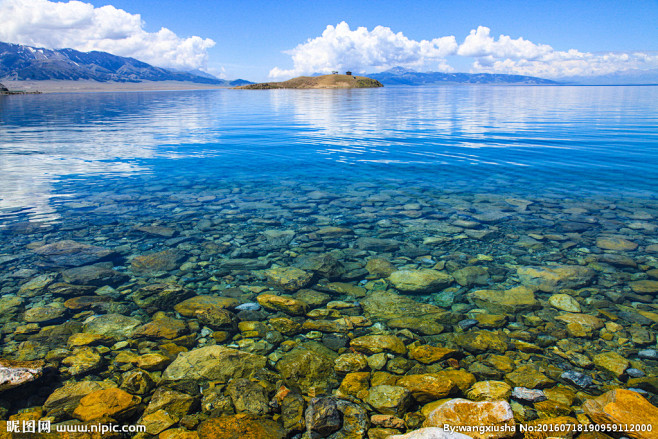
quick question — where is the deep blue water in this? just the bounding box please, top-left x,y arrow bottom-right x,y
0,85 -> 657,224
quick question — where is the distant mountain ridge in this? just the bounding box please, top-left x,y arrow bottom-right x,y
0,42 -> 252,86
366,67 -> 559,85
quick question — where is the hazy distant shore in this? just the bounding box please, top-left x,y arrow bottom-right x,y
1,80 -> 228,93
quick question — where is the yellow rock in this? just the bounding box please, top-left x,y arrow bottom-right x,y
73,387 -> 141,421
593,352 -> 629,379
174,295 -> 238,316
630,280 -> 658,294
596,237 -> 638,251
469,286 -> 539,314
583,389 -> 658,439
423,398 -> 515,439
350,335 -> 407,355
339,372 -> 370,397
257,293 -> 308,316
408,345 -> 459,364
396,374 -> 456,403
389,269 -> 453,294
264,267 -> 313,292
466,381 -> 512,401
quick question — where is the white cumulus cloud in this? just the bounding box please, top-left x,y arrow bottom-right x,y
269,21 -> 458,79
0,0 -> 215,70
272,23 -> 658,80
459,26 -> 658,78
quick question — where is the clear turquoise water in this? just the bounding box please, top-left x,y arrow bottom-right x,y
1,85 -> 657,225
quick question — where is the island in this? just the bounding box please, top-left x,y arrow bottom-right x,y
234,74 -> 383,89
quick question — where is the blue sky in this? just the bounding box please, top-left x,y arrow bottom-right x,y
2,0 -> 658,81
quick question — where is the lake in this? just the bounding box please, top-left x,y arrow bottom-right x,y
0,85 -> 657,432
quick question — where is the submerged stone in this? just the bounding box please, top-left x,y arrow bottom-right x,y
469,286 -> 539,314
162,345 -> 266,385
33,240 -> 116,267
131,249 -> 186,274
276,342 -> 337,394
264,266 -> 313,292
0,358 -> 45,392
517,265 -> 594,292
197,414 -> 286,439
423,399 -> 515,439
583,389 -> 658,439
61,262 -> 129,287
73,387 -> 141,422
389,269 -> 454,294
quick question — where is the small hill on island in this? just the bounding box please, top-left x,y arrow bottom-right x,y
234,74 -> 383,89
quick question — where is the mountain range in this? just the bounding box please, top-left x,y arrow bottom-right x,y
0,42 -> 251,86
366,67 -> 558,85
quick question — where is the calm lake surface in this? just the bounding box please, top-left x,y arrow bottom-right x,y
1,86 -> 657,224
0,85 -> 657,431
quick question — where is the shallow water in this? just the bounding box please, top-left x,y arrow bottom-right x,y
0,85 -> 657,433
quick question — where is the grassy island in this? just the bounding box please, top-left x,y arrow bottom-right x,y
234,74 -> 383,89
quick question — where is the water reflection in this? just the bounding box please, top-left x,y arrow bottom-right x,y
0,86 -> 657,224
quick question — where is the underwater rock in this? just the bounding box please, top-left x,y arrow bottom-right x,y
596,237 -> 638,251
408,345 -> 459,364
0,357 -> 45,392
387,316 -> 444,335
134,316 -> 188,340
132,283 -> 194,313
592,351 -> 629,379
424,399 -> 515,439
264,266 -> 314,292
83,313 -> 142,339
365,258 -> 397,278
469,286 -> 539,314
388,427 -> 473,439
276,342 -> 337,394
466,381 -> 512,401
43,380 -> 114,420
73,387 -> 141,422
396,374 -> 456,403
361,290 -> 446,321
548,294 -> 581,313
305,397 -> 342,437
131,249 -> 186,274
582,389 -> 658,439
61,262 -> 129,287
162,345 -> 266,385
389,269 -> 453,294
33,240 -> 116,267
257,293 -> 308,315
517,265 -> 594,292
366,385 -> 412,417
175,295 -> 238,316
350,335 -> 407,355
452,266 -> 489,287
505,365 -> 555,389
197,414 -> 286,439
629,280 -> 658,294
23,306 -> 67,324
